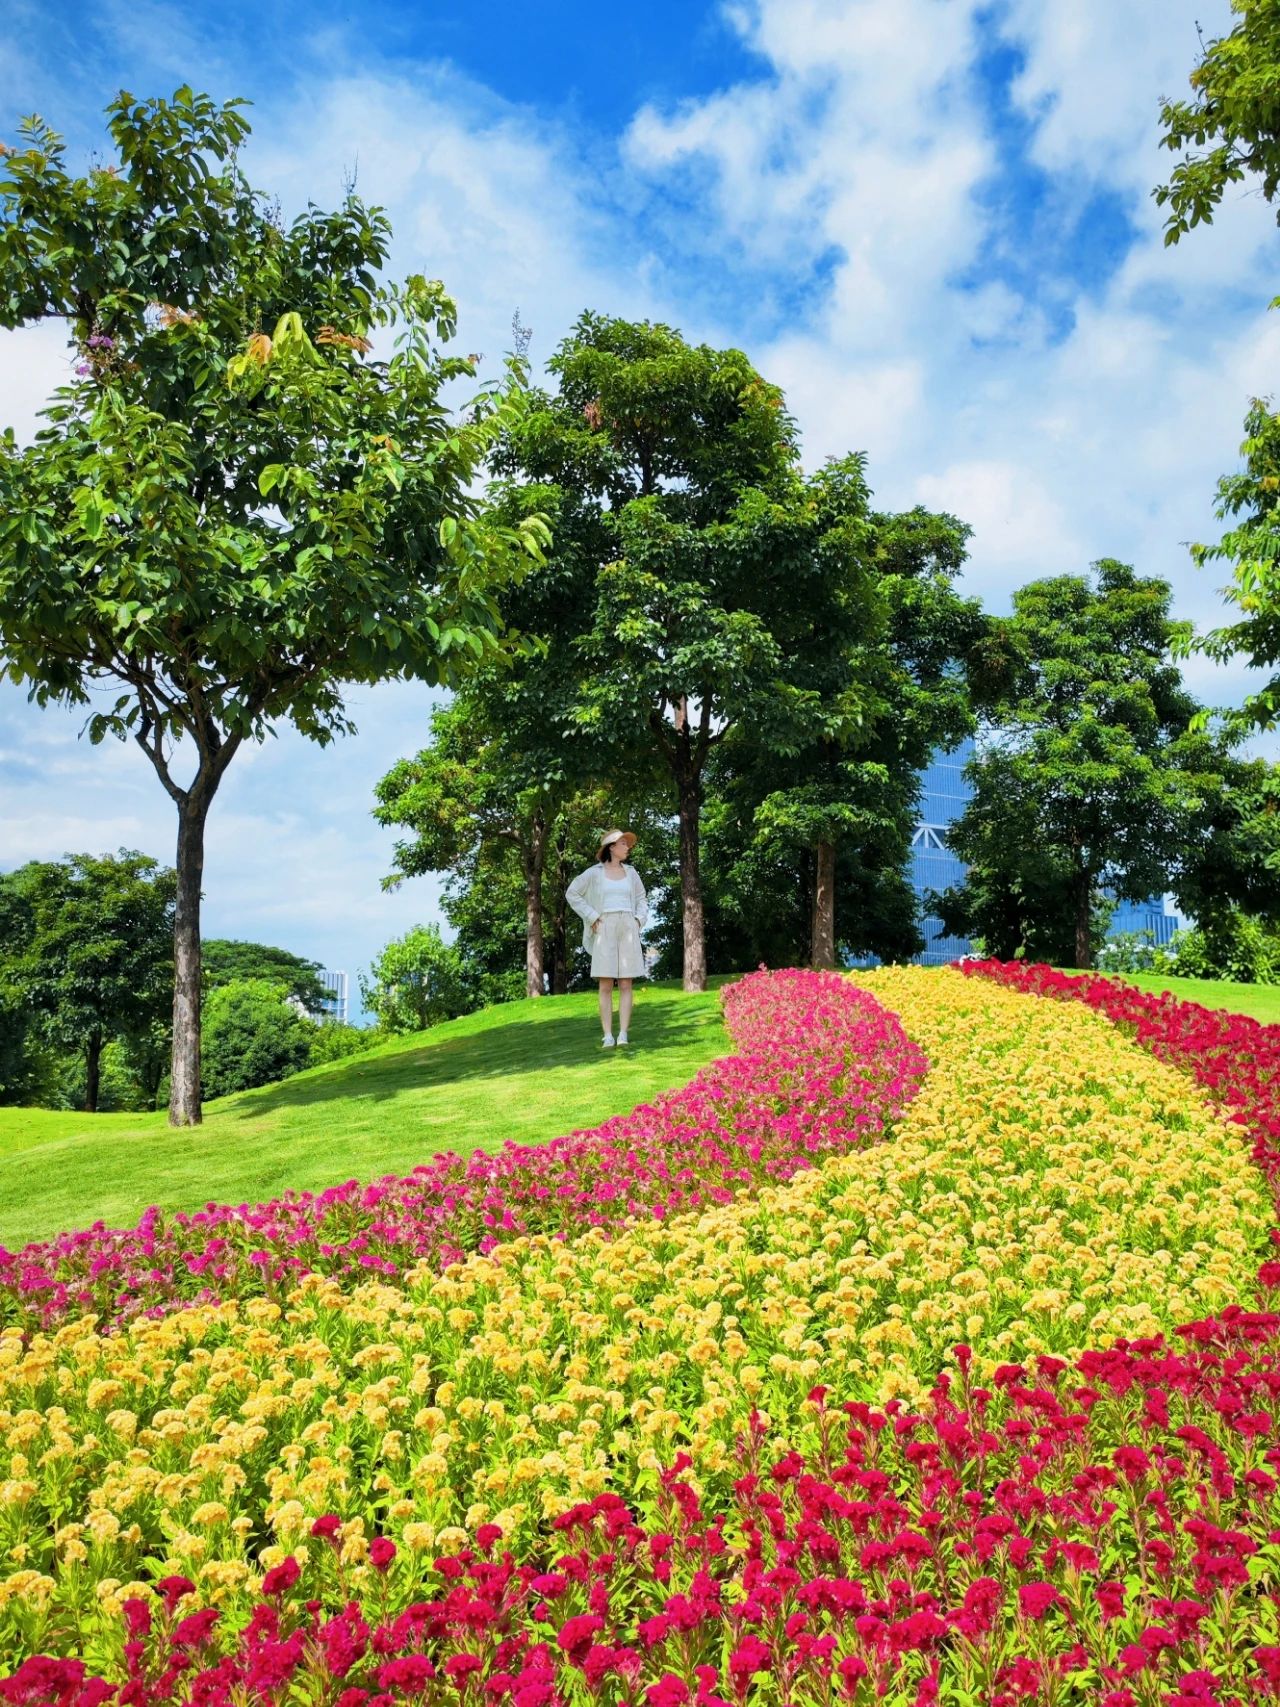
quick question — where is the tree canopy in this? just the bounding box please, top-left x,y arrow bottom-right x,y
201,979 -> 316,1101
1184,399 -> 1280,734
494,312 -> 891,989
0,851 -> 174,1111
202,940 -> 329,1014
937,560 -> 1271,967
1156,0 -> 1280,244
358,924 -> 476,1034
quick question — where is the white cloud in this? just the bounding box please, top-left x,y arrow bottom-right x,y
915,459 -> 1081,593
0,678 -> 453,1003
252,65 -> 660,374
621,0 -> 1280,730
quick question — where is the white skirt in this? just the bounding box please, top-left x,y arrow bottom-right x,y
590,911 -> 647,979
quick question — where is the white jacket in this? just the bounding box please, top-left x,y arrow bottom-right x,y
565,863 -> 648,955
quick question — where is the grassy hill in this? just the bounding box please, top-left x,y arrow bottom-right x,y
1097,971 -> 1280,1025
0,979 -> 731,1249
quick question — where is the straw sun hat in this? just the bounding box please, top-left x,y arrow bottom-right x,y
597,828 -> 638,859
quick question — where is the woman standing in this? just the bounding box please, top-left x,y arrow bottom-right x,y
565,829 -> 648,1047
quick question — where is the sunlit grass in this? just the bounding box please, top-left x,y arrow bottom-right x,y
0,979 -> 732,1247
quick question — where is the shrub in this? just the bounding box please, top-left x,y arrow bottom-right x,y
1093,928 -> 1172,974
201,978 -> 315,1100
1168,908 -> 1280,983
307,1021 -> 380,1068
358,923 -> 476,1034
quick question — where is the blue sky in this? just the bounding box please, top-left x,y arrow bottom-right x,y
1,0 -> 1277,1008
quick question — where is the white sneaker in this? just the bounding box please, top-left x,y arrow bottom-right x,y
602,1034 -> 615,1048
617,1031 -> 629,1046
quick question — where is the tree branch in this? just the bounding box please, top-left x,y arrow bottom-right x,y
648,706 -> 677,767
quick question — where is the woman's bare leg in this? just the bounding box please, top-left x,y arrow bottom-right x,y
619,978 -> 633,1034
598,977 -> 614,1034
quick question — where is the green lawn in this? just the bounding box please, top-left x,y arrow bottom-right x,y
1098,970 -> 1280,1026
0,979 -> 733,1249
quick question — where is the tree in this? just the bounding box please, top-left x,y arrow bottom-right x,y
1154,12 -> 1280,737
202,939 -> 328,1014
375,700 -> 668,999
716,495 -> 982,967
201,979 -> 315,1100
937,560 -> 1246,969
1183,400 -> 1280,733
1155,0 -> 1280,244
693,749 -> 923,972
932,764 -> 1120,967
505,313 -> 829,991
378,386 -> 667,1002
0,851 -> 174,1111
358,925 -> 475,1034
374,699 -> 565,1001
0,90 -> 548,1126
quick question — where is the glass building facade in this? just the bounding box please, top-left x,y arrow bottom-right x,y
911,740 -> 976,965
318,970 -> 349,1025
1106,896 -> 1180,946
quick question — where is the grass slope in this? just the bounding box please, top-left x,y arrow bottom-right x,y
1101,971 -> 1280,1025
0,980 -> 731,1250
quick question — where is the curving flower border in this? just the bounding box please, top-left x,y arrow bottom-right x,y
0,969 -> 927,1334
960,958 -> 1280,1297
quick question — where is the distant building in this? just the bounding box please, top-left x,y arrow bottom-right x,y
318,970 -> 349,1025
910,742 -> 976,966
1106,896 -> 1180,947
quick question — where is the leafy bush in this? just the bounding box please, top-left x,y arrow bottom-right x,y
201,978 -> 316,1100
358,923 -> 477,1034
1168,908 -> 1280,983
307,1021 -> 380,1068
1093,929 -> 1173,974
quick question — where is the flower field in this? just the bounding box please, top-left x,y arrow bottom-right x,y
4,963 -> 1280,1704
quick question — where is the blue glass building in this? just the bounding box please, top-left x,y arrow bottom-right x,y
893,737 -> 1177,965
1105,896 -> 1180,947
911,740 -> 976,965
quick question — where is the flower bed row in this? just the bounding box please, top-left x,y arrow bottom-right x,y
0,969 -> 927,1333
0,968 -> 1264,1669
961,959 -> 1280,1218
16,1320 -> 1280,1707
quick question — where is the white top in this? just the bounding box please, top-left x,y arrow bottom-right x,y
599,874 -> 633,911
564,862 -> 649,954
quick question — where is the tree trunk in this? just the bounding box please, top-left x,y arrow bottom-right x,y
550,878 -> 569,995
170,798 -> 209,1126
677,772 -> 706,992
1073,870 -> 1093,971
84,1030 -> 102,1115
811,838 -> 837,968
524,810 -> 548,999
